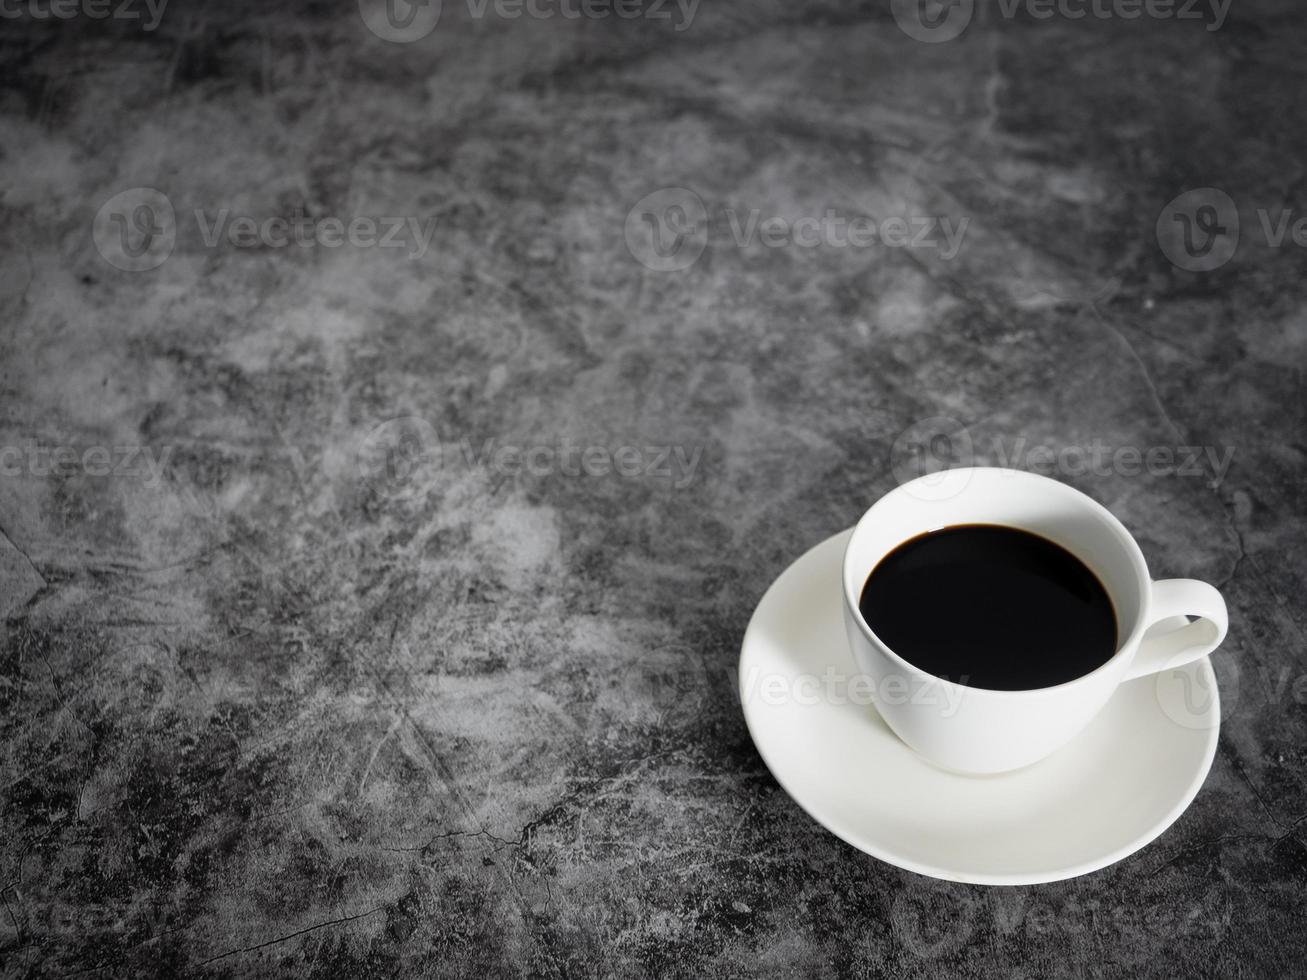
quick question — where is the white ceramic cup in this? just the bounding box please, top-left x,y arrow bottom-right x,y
841,467 -> 1229,775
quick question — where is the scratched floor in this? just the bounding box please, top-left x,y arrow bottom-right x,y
2,1 -> 1306,977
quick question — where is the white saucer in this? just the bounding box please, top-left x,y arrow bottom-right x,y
739,529 -> 1220,885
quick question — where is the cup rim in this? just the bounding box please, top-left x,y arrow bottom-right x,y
841,467 -> 1153,697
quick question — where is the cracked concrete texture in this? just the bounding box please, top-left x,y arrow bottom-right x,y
0,529 -> 44,620
1,1 -> 1306,977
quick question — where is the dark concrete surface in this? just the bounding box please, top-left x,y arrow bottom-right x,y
1,0 -> 1306,976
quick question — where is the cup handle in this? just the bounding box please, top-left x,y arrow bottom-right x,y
1125,579 -> 1229,681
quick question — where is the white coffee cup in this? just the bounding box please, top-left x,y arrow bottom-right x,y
841,467 -> 1229,775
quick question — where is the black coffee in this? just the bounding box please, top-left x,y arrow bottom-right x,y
858,524 -> 1117,691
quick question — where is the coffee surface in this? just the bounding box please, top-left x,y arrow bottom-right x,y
858,524 -> 1117,691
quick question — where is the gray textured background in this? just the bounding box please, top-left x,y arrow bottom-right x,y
2,0 -> 1305,976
